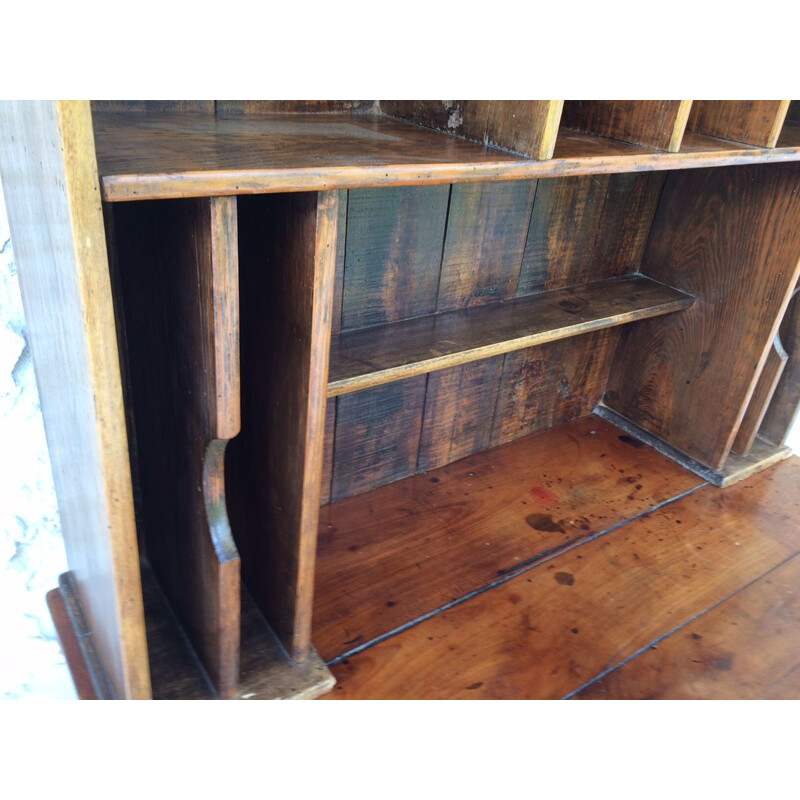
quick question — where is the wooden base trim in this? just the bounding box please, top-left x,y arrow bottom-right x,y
595,405 -> 792,487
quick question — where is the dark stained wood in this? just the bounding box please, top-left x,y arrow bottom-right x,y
216,100 -> 374,114
491,330 -> 620,447
575,553 -> 800,699
0,101 -> 151,699
733,336 -> 788,455
328,276 -> 694,396
417,357 -> 505,473
330,376 -> 427,501
436,181 -> 537,312
91,112 -> 800,202
341,186 -> 449,329
606,164 -> 800,469
381,101 -> 563,159
226,191 -> 338,661
109,196 -> 241,696
778,119 -> 800,148
140,564 -> 334,700
47,587 -> 98,700
788,101 -> 800,124
314,415 -> 703,662
561,100 -> 692,152
330,190 -> 348,335
90,101 -> 214,114
688,100 -> 790,148
321,458 -> 800,699
760,290 -> 800,445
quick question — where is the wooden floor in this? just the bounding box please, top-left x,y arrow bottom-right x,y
315,414 -> 800,700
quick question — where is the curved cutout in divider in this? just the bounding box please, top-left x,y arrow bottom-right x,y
108,195 -> 242,697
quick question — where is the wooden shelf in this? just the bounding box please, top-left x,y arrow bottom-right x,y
328,275 -> 693,397
92,111 -> 800,202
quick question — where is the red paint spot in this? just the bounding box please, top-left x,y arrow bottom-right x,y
529,485 -> 558,504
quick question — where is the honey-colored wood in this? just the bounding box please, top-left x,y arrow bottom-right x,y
688,101 -> 790,148
733,336 -> 788,455
322,458 -> 800,699
606,164 -> 800,470
314,415 -> 703,662
226,191 -> 338,661
381,101 -> 564,159
108,196 -> 241,696
575,553 -> 800,699
760,289 -> 800,446
0,101 -> 150,699
91,112 -> 800,202
560,101 -> 692,152
328,276 -> 693,396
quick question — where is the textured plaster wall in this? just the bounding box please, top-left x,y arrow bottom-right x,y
0,178 -> 75,699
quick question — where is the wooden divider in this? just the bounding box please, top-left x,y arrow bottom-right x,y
560,101 -> 692,152
688,101 -> 790,148
605,163 -> 800,471
226,191 -> 339,662
380,101 -> 564,159
109,196 -> 242,696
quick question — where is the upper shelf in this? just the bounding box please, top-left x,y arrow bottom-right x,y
93,112 -> 800,202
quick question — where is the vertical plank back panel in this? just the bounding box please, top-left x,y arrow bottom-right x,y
227,191 -> 338,661
606,163 -> 800,469
0,101 -> 151,699
688,101 -> 790,148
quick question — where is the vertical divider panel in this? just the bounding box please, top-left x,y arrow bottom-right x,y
687,101 -> 790,148
559,101 -> 692,152
110,195 -> 242,697
227,191 -> 338,662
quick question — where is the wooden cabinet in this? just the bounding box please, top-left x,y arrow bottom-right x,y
2,100 -> 799,699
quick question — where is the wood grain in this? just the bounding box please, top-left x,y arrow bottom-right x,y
760,289 -> 800,445
575,553 -> 800,699
0,101 -> 150,699
47,588 -> 97,700
328,276 -> 694,396
561,101 -> 692,152
436,181 -> 537,312
315,415 -> 702,663
109,196 -> 241,696
91,112 -> 800,201
381,101 -> 563,159
732,336 -> 788,455
226,191 -> 338,661
90,101 -> 214,114
688,101 -> 790,148
217,101 -> 374,115
322,459 -> 800,699
606,164 -> 800,469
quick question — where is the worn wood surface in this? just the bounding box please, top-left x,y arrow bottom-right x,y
733,336 -> 788,455
321,458 -> 800,699
688,101 -> 790,148
91,112 -> 800,201
217,101 -> 374,115
226,192 -> 338,661
575,553 -> 800,699
606,164 -> 800,470
328,276 -> 693,396
314,415 -> 703,662
561,101 -> 692,152
109,196 -> 241,696
760,290 -> 800,445
90,101 -> 215,114
47,588 -> 96,699
381,101 -> 563,159
140,564 -> 334,700
0,101 -> 150,699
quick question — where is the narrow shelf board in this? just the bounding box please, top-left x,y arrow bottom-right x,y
93,112 -> 800,201
328,276 -> 693,397
141,564 -> 334,700
595,405 -> 793,488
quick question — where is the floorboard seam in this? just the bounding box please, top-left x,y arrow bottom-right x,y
561,550 -> 800,700
325,481 -> 709,667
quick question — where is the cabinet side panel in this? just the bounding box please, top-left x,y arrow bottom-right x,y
606,164 -> 800,469
0,101 -> 150,698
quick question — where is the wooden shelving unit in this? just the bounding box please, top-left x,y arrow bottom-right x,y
2,99 -> 800,700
